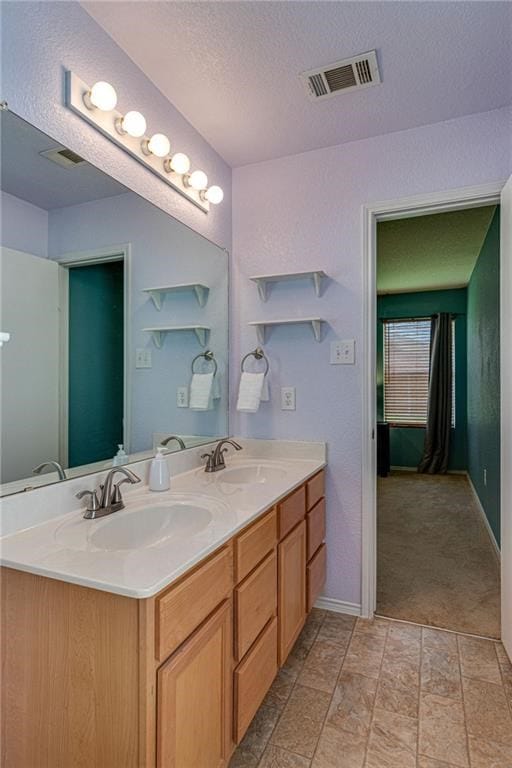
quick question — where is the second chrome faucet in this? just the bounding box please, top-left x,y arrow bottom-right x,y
76,467 -> 141,519
202,439 -> 243,473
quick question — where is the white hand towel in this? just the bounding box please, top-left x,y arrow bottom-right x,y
212,372 -> 221,400
189,372 -> 214,410
236,372 -> 265,412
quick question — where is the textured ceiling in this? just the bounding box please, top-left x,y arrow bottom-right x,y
82,1 -> 512,167
377,206 -> 497,294
1,110 -> 127,210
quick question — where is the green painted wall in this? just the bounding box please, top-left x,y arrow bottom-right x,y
377,289 -> 468,471
467,208 -> 501,546
68,261 -> 124,467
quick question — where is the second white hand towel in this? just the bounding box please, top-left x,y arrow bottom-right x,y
236,372 -> 265,412
189,372 -> 214,410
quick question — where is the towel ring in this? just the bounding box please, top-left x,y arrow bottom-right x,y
241,347 -> 269,376
191,350 -> 218,376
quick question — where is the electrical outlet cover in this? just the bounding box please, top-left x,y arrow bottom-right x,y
281,387 -> 296,410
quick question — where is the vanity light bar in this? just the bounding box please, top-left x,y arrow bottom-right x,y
65,72 -> 224,213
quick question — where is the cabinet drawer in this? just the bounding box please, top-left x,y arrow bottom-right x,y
307,498 -> 326,561
307,543 -> 326,612
306,470 -> 325,511
278,485 -> 306,540
235,508 -> 276,583
235,551 -> 277,661
155,545 -> 233,661
234,617 -> 278,743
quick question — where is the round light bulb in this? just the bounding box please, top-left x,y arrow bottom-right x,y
87,81 -> 117,111
188,170 -> 208,191
120,110 -> 146,138
205,185 -> 224,205
147,133 -> 171,157
169,152 -> 191,174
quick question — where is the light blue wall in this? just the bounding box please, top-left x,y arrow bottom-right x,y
467,208 -> 501,545
0,191 -> 48,258
377,289 -> 468,471
0,1 -> 231,251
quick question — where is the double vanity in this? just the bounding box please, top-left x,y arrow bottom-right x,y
1,439 -> 327,767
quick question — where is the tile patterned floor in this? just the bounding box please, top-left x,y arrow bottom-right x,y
229,612 -> 512,768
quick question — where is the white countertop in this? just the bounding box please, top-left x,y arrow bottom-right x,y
0,446 -> 325,599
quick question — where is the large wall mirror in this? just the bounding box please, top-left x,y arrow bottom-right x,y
0,110 -> 229,496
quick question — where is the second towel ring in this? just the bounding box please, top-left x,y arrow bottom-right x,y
241,347 -> 269,376
191,350 -> 218,376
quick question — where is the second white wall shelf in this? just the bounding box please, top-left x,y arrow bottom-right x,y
142,283 -> 209,310
248,317 -> 326,343
143,325 -> 210,348
249,270 -> 327,301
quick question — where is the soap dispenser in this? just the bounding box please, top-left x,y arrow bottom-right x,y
149,447 -> 170,492
112,444 -> 128,466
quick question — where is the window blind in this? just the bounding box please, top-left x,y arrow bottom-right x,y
383,319 -> 431,425
383,318 -> 455,427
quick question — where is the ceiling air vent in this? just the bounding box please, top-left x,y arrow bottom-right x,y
301,50 -> 381,101
39,147 -> 86,168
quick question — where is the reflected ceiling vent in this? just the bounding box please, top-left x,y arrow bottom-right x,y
301,50 -> 381,101
39,147 -> 86,168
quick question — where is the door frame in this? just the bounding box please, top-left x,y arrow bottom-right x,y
361,181 -> 506,619
55,244 -> 132,466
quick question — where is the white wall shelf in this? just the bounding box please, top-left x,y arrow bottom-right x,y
249,270 -> 327,302
143,325 -> 210,348
142,283 -> 209,310
248,317 -> 326,344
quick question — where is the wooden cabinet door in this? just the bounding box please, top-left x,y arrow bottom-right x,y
157,600 -> 232,768
278,520 -> 306,664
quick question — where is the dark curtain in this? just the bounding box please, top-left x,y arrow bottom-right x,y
418,313 -> 452,474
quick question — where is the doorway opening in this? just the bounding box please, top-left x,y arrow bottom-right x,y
375,205 -> 500,638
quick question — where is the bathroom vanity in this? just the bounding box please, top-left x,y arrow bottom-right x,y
1,448 -> 326,767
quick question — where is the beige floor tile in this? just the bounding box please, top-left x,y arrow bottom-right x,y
462,677 -> 512,746
458,635 -> 502,684
258,745 -> 311,767
418,692 -> 469,767
500,665 -> 512,710
325,670 -> 377,735
380,636 -> 421,689
270,684 -> 330,759
417,758 -> 461,768
311,725 -> 367,768
375,678 -> 419,718
421,646 -> 462,699
354,617 -> 390,639
387,621 -> 422,645
297,640 -> 345,694
342,645 -> 383,679
422,628 -> 459,654
468,735 -> 512,767
306,608 -> 327,631
496,643 -> 512,671
264,667 -> 297,711
365,708 -> 417,768
231,705 -> 282,767
318,611 -> 356,637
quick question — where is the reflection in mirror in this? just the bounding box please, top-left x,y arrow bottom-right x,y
0,110 -> 229,496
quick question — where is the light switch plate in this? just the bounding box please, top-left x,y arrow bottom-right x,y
177,387 -> 189,408
135,348 -> 152,368
281,387 -> 296,410
330,339 -> 355,365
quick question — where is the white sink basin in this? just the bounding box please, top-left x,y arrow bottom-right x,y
55,494 -> 227,552
218,462 -> 288,486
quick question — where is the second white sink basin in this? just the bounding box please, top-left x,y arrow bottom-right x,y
218,462 -> 288,486
55,493 -> 228,552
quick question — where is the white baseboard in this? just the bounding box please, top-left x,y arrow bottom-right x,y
467,473 -> 501,562
314,597 -> 361,616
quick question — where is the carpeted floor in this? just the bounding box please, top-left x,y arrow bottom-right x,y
377,471 -> 501,638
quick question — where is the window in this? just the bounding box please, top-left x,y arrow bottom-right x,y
383,318 -> 455,427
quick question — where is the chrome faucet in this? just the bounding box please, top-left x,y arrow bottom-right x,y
202,439 -> 243,473
161,435 -> 186,450
33,461 -> 67,480
76,467 -> 141,519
